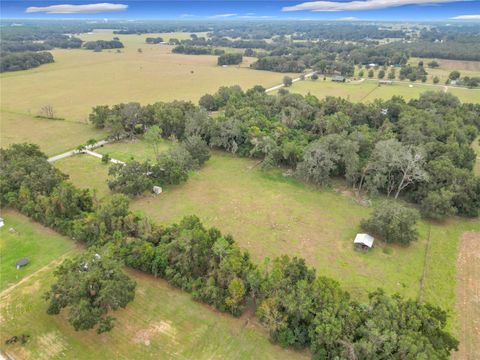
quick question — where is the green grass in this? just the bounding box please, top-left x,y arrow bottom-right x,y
0,30 -> 292,122
54,155 -> 111,199
0,210 -> 76,292
96,138 -> 171,162
0,210 -> 307,360
288,79 -> 480,104
0,110 -> 106,156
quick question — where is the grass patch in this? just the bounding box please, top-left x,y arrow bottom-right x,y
0,209 -> 307,360
54,155 -> 111,199
0,210 -> 76,292
96,138 -> 171,163
472,136 -> 480,176
0,30 -> 293,122
0,111 -> 106,156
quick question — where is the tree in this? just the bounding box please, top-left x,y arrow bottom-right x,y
108,161 -> 152,196
283,76 -> 293,87
358,69 -> 364,77
368,69 -> 374,78
421,189 -> 456,220
182,135 -> 210,166
44,248 -> 136,334
378,69 -> 385,79
449,70 -> 460,80
89,105 -> 110,129
39,105 -> 56,119
361,201 -> 419,245
428,60 -> 440,68
311,73 -> 319,80
144,125 -> 163,158
433,76 -> 440,84
388,69 -> 396,80
199,94 -> 218,111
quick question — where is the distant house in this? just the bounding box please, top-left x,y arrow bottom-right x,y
379,80 -> 393,85
354,233 -> 374,250
331,75 -> 346,83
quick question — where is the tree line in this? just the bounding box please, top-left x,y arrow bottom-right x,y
90,87 -> 480,219
1,143 -> 459,358
0,51 -> 54,72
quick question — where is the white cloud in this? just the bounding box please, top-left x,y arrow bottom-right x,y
336,16 -> 361,20
283,0 -> 469,12
26,3 -> 128,14
450,14 -> 480,20
211,13 -> 237,18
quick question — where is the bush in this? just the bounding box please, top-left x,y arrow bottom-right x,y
361,201 -> 420,245
421,189 -> 456,220
217,53 -> 243,66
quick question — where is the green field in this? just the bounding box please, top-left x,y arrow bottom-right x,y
0,211 -> 307,360
0,210 -> 77,292
54,151 -> 480,321
0,30 -> 292,122
0,111 -> 106,156
96,138 -> 170,163
288,78 -> 480,104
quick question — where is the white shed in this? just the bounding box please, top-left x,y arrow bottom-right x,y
354,233 -> 374,249
152,186 -> 163,195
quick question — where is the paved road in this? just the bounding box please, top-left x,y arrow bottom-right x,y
47,139 -> 109,163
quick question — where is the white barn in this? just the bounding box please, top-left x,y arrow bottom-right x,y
354,233 -> 374,249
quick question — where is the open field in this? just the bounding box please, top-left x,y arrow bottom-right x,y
0,210 -> 307,360
0,30 -> 292,122
288,78 -> 480,104
409,57 -> 480,83
454,231 -> 480,360
0,111 -> 106,156
54,151 -> 480,321
96,138 -> 170,163
0,210 -> 77,292
55,155 -> 111,198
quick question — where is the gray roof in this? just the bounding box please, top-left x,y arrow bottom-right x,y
16,258 -> 29,267
354,233 -> 374,248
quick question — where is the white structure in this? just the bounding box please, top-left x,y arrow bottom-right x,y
354,233 -> 374,249
153,186 -> 163,195
0,218 -> 4,228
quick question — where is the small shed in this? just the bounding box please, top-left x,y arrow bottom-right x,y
378,80 -> 393,85
0,217 -> 4,228
332,76 -> 346,83
16,258 -> 29,269
152,186 -> 163,195
354,233 -> 374,250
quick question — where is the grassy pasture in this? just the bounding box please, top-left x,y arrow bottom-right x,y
96,138 -> 170,163
0,30 -> 292,122
54,151 -> 480,320
288,78 -> 480,104
0,111 -> 106,156
0,210 -> 76,292
409,57 -> 480,83
0,210 -> 306,360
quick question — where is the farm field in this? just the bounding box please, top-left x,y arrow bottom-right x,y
0,30 -> 292,122
0,210 -> 77,292
54,151 -> 480,321
408,57 -> 480,83
0,210 -> 307,360
0,111 -> 106,156
288,78 -> 480,104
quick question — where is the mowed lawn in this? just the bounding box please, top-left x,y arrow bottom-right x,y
0,111 -> 105,156
0,210 -> 77,292
288,78 -> 480,104
0,30 -> 292,122
0,211 -> 307,360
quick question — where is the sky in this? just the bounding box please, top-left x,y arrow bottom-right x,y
1,0 -> 480,21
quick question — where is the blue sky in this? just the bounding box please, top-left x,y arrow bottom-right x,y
1,0 -> 480,21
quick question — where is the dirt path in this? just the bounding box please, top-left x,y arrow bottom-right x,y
454,231 -> 480,360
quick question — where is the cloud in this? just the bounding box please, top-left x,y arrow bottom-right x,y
283,0 -> 469,12
336,16 -> 361,20
26,3 -> 128,14
211,13 -> 237,18
450,14 -> 480,20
